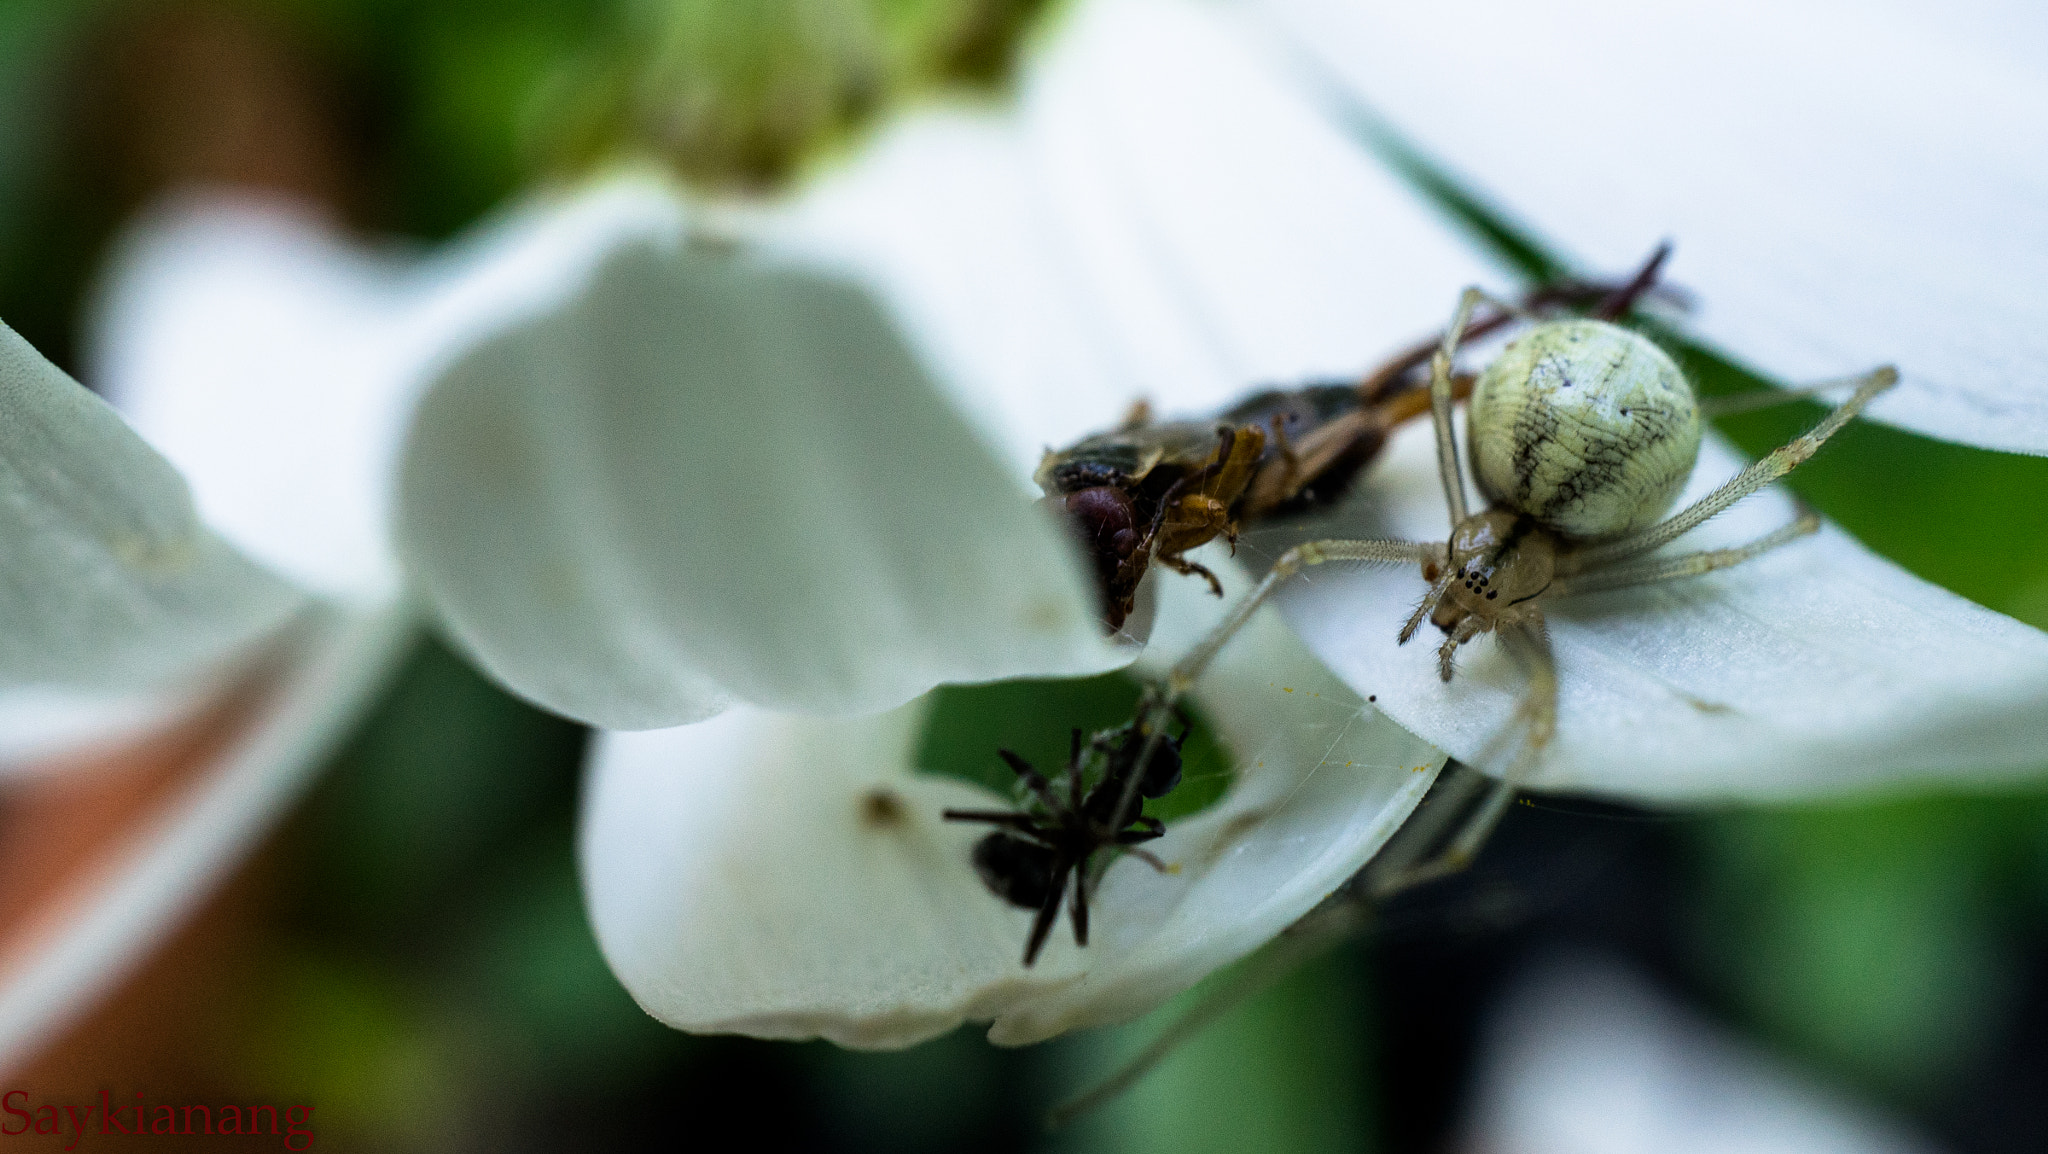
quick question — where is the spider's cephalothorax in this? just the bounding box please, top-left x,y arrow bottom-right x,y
941,720 -> 1185,966
1143,281 -> 1896,888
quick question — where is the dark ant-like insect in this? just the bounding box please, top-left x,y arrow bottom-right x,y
942,717 -> 1188,966
1039,247 -> 1680,629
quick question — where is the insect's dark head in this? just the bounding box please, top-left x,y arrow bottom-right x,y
1050,487 -> 1143,624
1046,459 -> 1128,492
970,831 -> 1057,909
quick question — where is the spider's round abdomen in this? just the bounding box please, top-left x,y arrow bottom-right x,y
1468,319 -> 1700,540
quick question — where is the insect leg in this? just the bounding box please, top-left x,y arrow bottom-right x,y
1587,241 -> 1672,320
940,809 -> 1045,830
1023,859 -> 1074,967
1570,366 -> 1897,570
1069,856 -> 1091,948
998,749 -> 1066,814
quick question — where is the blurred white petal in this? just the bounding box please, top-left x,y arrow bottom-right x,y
0,684 -> 218,779
1465,955 -> 1941,1154
1018,0 -> 1494,406
770,0 -> 1498,473
1261,0 -> 2048,455
0,322 -> 304,691
1278,422 -> 2048,800
0,601 -> 412,1076
580,552 -> 1441,1048
764,112 -> 1135,473
398,239 -> 1129,730
88,176 -> 690,598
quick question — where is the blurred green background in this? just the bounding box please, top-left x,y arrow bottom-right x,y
2,0 -> 2045,1151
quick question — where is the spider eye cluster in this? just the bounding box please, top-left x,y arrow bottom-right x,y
1468,319 -> 1701,539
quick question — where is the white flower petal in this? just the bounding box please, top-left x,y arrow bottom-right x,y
0,321 -> 304,690
580,551 -> 1441,1048
398,238 -> 1129,729
1018,0 -> 1496,411
765,0 -> 1498,473
1467,955 -> 1940,1154
1261,0 -> 2048,455
1276,422 -> 2048,801
0,600 -> 412,1075
766,112 -> 1136,473
87,176 -> 691,598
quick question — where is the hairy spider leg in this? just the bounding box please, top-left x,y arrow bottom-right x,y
1565,366 -> 1898,572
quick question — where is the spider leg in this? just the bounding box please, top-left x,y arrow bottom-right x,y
1370,613 -> 1555,897
1399,562 -> 1459,645
1550,507 -> 1820,597
1424,286 -> 1520,525
1568,365 -> 1896,570
1023,858 -> 1074,967
1436,615 -> 1488,682
1163,537 -> 1437,698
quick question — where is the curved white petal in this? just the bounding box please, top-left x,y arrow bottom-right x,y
1467,955 -> 1940,1154
764,0 -> 1497,473
88,176 -> 690,598
1017,0 -> 1496,411
764,113 -> 1136,473
580,552 -> 1441,1048
0,600 -> 413,1075
1276,422 -> 2048,801
0,322 -> 304,691
398,238 -> 1130,730
1260,0 -> 2048,456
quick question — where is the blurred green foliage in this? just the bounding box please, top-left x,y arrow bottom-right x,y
1072,948 -> 1375,1154
552,0 -> 1057,189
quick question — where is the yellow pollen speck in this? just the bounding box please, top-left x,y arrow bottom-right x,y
1282,686 -> 1294,693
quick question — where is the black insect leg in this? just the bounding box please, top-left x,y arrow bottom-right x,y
1023,858 -> 1075,967
998,749 -> 1066,815
1068,854 -> 1091,948
940,809 -> 1043,830
1065,728 -> 1087,813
